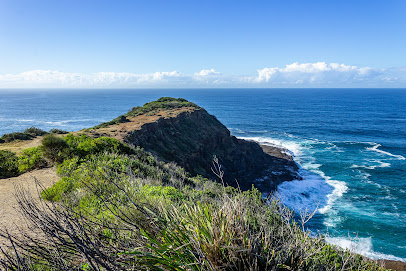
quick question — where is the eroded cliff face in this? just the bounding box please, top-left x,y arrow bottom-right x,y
124,108 -> 300,191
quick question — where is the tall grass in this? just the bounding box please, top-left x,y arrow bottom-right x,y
0,150 -> 386,270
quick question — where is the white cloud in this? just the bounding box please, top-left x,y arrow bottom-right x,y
254,62 -> 381,86
0,63 -> 405,88
194,69 -> 221,76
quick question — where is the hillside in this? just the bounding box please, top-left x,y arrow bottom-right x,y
85,97 -> 300,191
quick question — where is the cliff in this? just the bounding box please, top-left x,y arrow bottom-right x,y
87,97 -> 299,191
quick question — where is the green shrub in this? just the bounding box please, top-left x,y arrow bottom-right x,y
49,128 -> 68,134
18,147 -> 48,173
41,177 -> 73,202
126,97 -> 200,117
24,126 -> 48,136
0,132 -> 33,143
41,134 -> 69,163
0,150 -> 19,178
93,115 -> 129,129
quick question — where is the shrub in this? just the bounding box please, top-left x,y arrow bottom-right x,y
49,128 -> 68,134
0,132 -> 33,143
41,134 -> 69,163
93,115 -> 129,129
18,147 -> 48,173
126,97 -> 200,117
0,150 -> 19,178
24,126 -> 48,137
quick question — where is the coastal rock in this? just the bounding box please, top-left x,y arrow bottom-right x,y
120,103 -> 300,191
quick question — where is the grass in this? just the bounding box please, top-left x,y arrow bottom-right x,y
0,140 -> 387,270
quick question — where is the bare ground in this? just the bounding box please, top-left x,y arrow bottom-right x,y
0,167 -> 59,233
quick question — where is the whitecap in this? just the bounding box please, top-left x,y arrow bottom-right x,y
239,136 -> 304,157
367,144 -> 405,160
325,236 -> 406,262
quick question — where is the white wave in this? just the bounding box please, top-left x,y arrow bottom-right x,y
239,136 -> 304,157
367,144 -> 405,160
229,128 -> 246,134
15,119 -> 34,122
277,169 -> 333,213
242,136 -> 348,222
326,236 -> 406,262
350,160 -> 391,170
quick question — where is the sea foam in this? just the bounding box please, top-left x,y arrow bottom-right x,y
326,236 -> 406,262
240,136 -> 348,217
367,144 -> 406,160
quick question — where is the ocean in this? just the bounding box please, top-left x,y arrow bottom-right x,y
1,88 -> 405,261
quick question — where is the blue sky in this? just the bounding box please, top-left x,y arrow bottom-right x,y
0,0 -> 405,88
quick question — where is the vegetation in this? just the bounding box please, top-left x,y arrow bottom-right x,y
93,115 -> 130,129
0,126 -> 48,143
17,146 -> 48,173
0,150 -> 19,178
49,128 -> 69,134
0,132 -> 33,143
91,97 -> 200,129
0,136 -> 385,270
24,126 -> 48,136
0,100 -> 387,270
126,97 -> 200,118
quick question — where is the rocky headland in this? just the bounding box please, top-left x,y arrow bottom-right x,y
84,97 -> 300,192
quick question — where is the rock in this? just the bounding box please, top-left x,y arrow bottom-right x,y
124,106 -> 300,192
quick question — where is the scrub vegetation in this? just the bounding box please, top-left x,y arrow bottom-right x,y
0,98 -> 387,270
0,134 -> 385,270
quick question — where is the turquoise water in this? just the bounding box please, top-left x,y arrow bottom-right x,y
1,88 -> 405,260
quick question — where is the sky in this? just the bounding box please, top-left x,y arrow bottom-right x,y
0,0 -> 405,88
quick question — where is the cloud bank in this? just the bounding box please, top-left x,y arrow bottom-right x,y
0,63 -> 405,88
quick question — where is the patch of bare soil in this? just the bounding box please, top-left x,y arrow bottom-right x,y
0,167 -> 59,233
81,107 -> 196,140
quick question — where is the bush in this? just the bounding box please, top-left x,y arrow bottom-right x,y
126,97 -> 200,117
41,134 -> 69,163
18,147 -> 48,173
49,128 -> 68,134
24,127 -> 48,137
93,115 -> 129,129
0,132 -> 33,143
0,150 -> 19,178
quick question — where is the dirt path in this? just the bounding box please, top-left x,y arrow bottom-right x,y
0,167 -> 59,232
0,136 -> 43,154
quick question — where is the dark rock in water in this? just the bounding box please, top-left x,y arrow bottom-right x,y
125,106 -> 300,192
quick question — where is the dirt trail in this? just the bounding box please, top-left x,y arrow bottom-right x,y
0,167 -> 59,232
0,136 -> 43,154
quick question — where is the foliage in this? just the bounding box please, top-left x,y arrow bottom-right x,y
49,128 -> 69,134
0,132 -> 33,143
0,150 -> 19,178
24,127 -> 48,137
18,147 -> 48,173
126,97 -> 200,118
0,127 -> 48,143
93,115 -> 129,129
1,148 -> 386,270
41,134 -> 69,163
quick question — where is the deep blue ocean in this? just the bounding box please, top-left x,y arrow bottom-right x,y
1,88 -> 405,261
